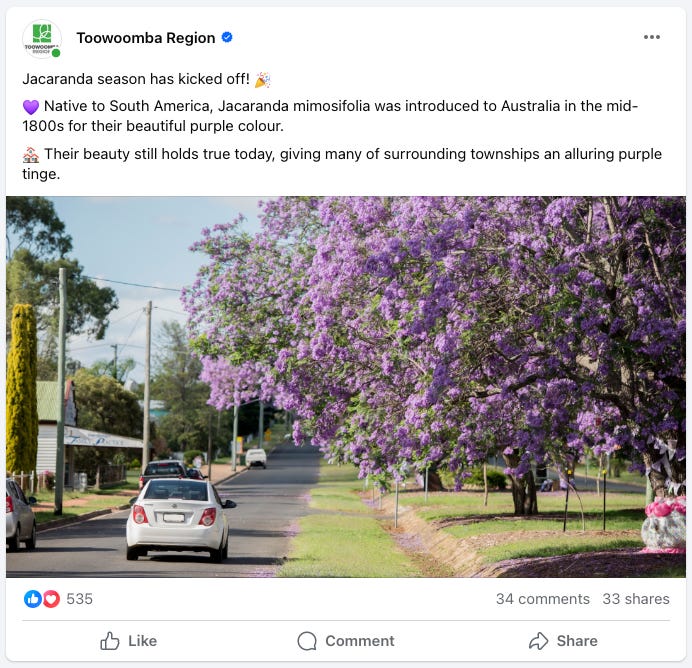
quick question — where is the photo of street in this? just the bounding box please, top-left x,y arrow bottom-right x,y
6,196 -> 686,577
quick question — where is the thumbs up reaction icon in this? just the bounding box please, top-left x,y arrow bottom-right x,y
100,632 -> 120,651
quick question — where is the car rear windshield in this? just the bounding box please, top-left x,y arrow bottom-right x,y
143,480 -> 209,501
144,462 -> 184,475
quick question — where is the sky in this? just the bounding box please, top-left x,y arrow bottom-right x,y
44,197 -> 265,383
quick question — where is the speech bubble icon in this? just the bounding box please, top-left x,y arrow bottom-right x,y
297,631 -> 317,651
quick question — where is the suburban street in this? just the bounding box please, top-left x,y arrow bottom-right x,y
6,443 -> 322,578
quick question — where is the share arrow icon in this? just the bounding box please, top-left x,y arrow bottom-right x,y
529,632 -> 549,650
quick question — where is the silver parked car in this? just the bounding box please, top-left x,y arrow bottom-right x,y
126,479 -> 236,562
6,480 -> 37,551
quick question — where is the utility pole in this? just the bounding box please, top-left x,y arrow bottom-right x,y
232,402 -> 238,472
54,268 -> 67,515
206,411 -> 213,480
141,301 -> 152,471
258,400 -> 265,449
110,344 -> 118,380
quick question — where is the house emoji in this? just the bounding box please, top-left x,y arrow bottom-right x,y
23,147 -> 39,163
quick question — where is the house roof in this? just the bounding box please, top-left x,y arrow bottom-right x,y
37,380 -> 76,425
37,381 -> 61,421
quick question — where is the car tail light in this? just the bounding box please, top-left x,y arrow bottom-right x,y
132,505 -> 149,524
6,495 -> 13,514
138,475 -> 144,489
199,508 -> 217,526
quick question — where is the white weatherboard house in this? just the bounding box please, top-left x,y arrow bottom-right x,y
36,380 -> 143,484
36,380 -> 77,474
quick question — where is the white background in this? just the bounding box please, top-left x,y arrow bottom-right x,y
4,6 -> 686,196
4,578 -> 687,661
2,4 -> 689,666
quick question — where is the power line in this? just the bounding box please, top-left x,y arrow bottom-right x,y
68,342 -> 114,352
68,342 -> 149,353
119,309 -> 145,353
109,308 -> 146,325
155,307 -> 187,316
83,275 -> 182,293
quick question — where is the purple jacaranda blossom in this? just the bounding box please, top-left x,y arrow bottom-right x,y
183,196 -> 685,502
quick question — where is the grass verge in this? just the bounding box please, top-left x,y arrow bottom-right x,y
308,464 -> 373,514
409,490 -> 646,521
31,473 -> 138,524
278,462 -> 422,577
33,494 -> 132,524
278,514 -> 422,577
441,509 -> 644,537
478,536 -> 643,563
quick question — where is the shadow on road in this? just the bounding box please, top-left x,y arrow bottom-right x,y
18,546 -> 119,553
225,556 -> 284,566
40,515 -> 127,538
230,528 -> 291,539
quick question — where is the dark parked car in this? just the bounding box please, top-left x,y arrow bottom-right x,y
6,480 -> 37,551
139,459 -> 188,490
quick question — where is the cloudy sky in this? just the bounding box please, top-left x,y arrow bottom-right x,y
46,197 -> 264,383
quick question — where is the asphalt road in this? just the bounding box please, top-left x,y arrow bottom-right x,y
6,443 -> 322,578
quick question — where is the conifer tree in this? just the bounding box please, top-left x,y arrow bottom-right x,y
6,304 -> 38,473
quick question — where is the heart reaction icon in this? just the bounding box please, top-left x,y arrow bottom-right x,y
43,590 -> 60,608
23,100 -> 39,115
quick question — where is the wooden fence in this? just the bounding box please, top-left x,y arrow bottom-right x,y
8,465 -> 126,493
6,471 -> 53,494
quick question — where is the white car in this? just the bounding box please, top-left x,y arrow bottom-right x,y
245,448 -> 267,468
6,480 -> 37,551
126,479 -> 235,562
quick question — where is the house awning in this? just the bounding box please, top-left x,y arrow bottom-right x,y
64,426 -> 143,449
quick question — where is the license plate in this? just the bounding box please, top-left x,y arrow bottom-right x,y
163,513 -> 185,523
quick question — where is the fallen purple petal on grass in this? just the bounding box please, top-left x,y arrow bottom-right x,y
394,532 -> 426,552
250,569 -> 276,578
285,522 -> 300,537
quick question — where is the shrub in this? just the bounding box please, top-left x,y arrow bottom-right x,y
128,458 -> 141,470
111,452 -> 126,466
465,467 -> 507,490
183,449 -> 205,466
42,470 -> 55,491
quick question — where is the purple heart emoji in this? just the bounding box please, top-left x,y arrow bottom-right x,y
23,100 -> 39,115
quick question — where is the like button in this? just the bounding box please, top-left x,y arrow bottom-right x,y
100,632 -> 120,651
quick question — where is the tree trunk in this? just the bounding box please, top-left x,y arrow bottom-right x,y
427,468 -> 445,492
483,462 -> 489,507
643,449 -> 686,498
503,454 -> 538,515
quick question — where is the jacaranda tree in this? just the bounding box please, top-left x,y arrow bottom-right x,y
184,196 -> 685,514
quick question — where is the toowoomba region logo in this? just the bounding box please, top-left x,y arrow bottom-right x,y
23,20 -> 62,58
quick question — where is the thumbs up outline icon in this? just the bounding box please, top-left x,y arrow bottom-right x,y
100,632 -> 120,651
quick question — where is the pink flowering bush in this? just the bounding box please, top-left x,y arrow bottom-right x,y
645,496 -> 686,518
642,496 -> 686,553
41,470 -> 55,491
